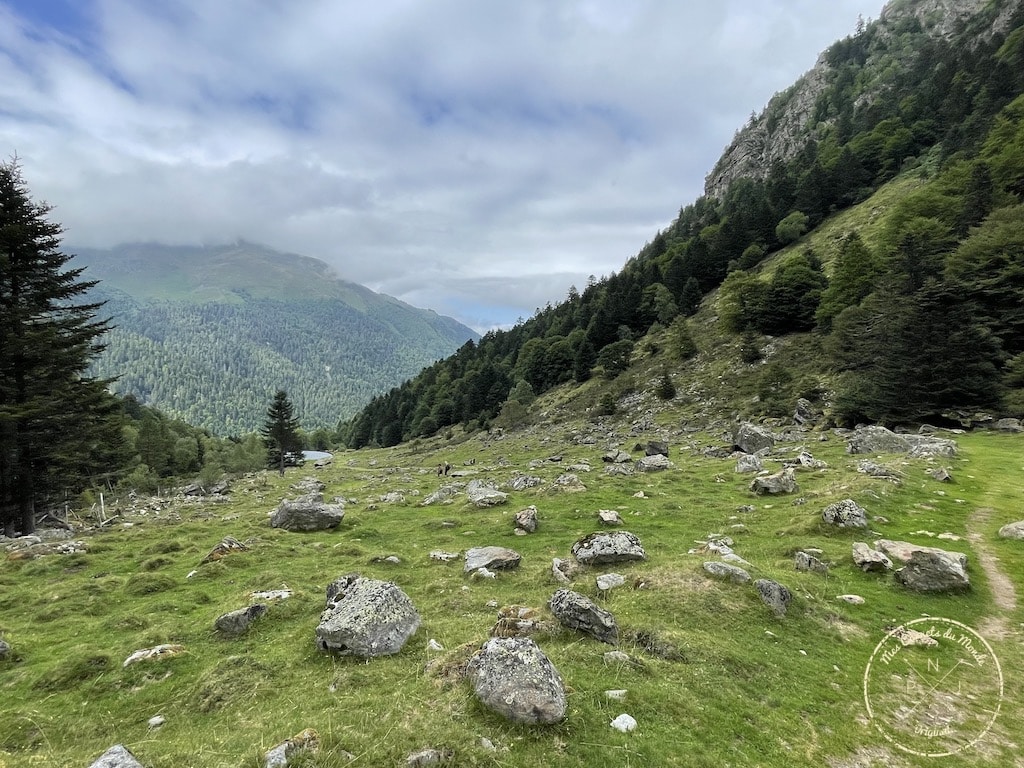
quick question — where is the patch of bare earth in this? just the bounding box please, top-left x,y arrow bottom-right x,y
967,507 -> 1018,640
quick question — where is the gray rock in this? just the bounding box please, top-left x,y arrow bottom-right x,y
734,422 -> 775,454
793,450 -> 827,469
602,449 -> 632,464
994,418 -> 1023,432
875,540 -> 968,569
0,638 -> 10,660
645,441 -> 670,457
895,550 -> 970,593
794,551 -> 828,575
749,467 -> 798,495
214,604 -> 268,636
793,398 -> 820,426
316,576 -> 421,657
466,480 -> 508,507
755,579 -> 792,617
702,561 -> 751,584
465,546 -> 522,573
551,557 -> 578,585
927,467 -> 953,483
605,463 -> 635,476
852,542 -> 893,572
998,521 -> 1024,540
836,594 -> 865,605
406,748 -> 454,767
856,460 -> 903,482
514,506 -> 538,533
571,531 -> 647,565
88,745 -> 144,768
637,454 -> 672,472
466,637 -> 567,724
508,474 -> 543,491
380,491 -> 405,504
735,453 -> 763,473
548,589 -> 618,644
553,473 -> 587,492
596,573 -> 627,592
598,509 -> 623,526
270,493 -> 345,532
846,425 -> 958,458
264,729 -> 320,768
821,499 -> 868,529
421,485 -> 461,506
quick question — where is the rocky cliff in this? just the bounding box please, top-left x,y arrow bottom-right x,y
703,0 -> 1009,199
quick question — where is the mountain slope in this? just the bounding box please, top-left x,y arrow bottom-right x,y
74,242 -> 478,434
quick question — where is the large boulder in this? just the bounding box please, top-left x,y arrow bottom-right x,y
88,745 -> 144,768
571,531 -> 646,565
734,422 -> 775,454
895,550 -> 970,593
637,454 -> 672,472
316,576 -> 420,657
464,546 -> 522,573
994,418 -> 1023,433
998,521 -> 1024,540
466,480 -> 508,507
821,499 -> 869,529
875,540 -> 968,569
548,589 -> 618,644
749,467 -> 798,495
845,426 -> 957,458
645,440 -> 670,457
466,637 -> 567,724
270,493 -> 345,532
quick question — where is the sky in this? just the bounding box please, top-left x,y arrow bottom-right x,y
0,0 -> 886,332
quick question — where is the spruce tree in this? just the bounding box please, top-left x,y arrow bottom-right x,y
261,390 -> 302,475
0,160 -> 118,535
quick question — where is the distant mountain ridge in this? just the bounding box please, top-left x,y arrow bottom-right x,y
74,242 -> 478,435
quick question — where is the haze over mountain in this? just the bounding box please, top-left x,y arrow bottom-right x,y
74,242 -> 479,435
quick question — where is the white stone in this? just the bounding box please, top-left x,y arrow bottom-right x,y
604,689 -> 628,701
610,713 -> 637,733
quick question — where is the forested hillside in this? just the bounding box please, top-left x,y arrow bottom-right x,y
74,243 -> 478,434
342,0 -> 1024,448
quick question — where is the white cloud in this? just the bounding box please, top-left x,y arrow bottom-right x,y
0,0 -> 885,330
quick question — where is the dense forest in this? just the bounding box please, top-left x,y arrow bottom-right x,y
341,0 -> 1024,447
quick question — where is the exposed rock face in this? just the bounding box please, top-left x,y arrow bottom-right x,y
214,604 -> 268,636
466,637 -> 567,725
464,546 -> 522,573
845,426 -> 957,458
852,542 -> 893,572
270,493 -> 345,532
88,745 -> 144,768
571,531 -> 647,565
998,521 -> 1024,540
733,422 -> 775,454
466,480 -> 508,507
895,550 -> 970,593
749,467 -> 798,495
756,579 -> 793,617
316,576 -> 420,657
821,499 -> 869,529
702,561 -> 752,584
548,589 -> 619,644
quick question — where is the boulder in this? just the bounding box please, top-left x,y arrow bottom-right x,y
755,579 -> 793,617
270,493 -> 345,532
571,531 -> 646,565
466,637 -> 567,724
846,425 -> 957,458
508,474 -> 543,491
998,521 -> 1024,540
994,418 -> 1023,433
645,441 -> 670,457
316,576 -> 420,657
852,542 -> 892,572
553,473 -> 587,492
466,480 -> 508,507
214,604 -> 268,636
875,540 -> 968,569
821,499 -> 868,529
895,550 -> 970,593
548,589 -> 618,644
793,398 -> 820,426
794,551 -> 828,575
264,728 -> 320,768
702,561 -> 751,584
88,745 -> 144,768
597,509 -> 623,526
514,506 -> 538,533
464,546 -> 522,573
602,449 -> 632,464
733,422 -> 775,454
637,454 -> 672,472
735,454 -> 763,474
0,638 -> 10,660
596,573 -> 627,592
749,467 -> 798,495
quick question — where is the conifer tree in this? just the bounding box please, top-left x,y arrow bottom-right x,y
261,389 -> 302,475
0,160 -> 120,535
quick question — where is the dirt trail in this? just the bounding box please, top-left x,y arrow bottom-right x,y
967,506 -> 1018,639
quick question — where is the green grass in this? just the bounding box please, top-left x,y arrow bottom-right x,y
1,426 -> 1021,767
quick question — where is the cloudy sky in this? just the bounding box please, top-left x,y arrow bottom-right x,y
1,0 -> 885,331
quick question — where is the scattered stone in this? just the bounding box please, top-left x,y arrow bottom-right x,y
553,473 -> 588,492
734,422 -> 775,454
603,650 -> 633,665
892,626 -> 939,648
508,474 -> 543,491
422,485 -> 461,506
472,567 -> 497,580
466,480 -> 508,507
514,506 -> 538,533
749,467 -> 798,495
852,542 -> 893,572
549,589 -> 618,644
571,531 -> 646,565
637,454 -> 672,472
379,491 -> 405,504
316,575 -> 421,657
875,540 -> 968,569
794,551 -> 828,575
290,476 -> 325,494
836,594 -> 865,605
755,579 -> 792,617
270,493 -> 345,532
123,644 -> 185,668
214,604 -> 268,636
702,561 -> 751,584
598,509 -> 623,526
405,748 -> 454,767
602,449 -> 632,464
998,521 -> 1024,540
895,550 -> 970,593
596,573 -> 626,592
735,453 -> 763,473
200,535 -> 249,564
605,463 -> 635,476
645,441 -> 669,457
147,715 -> 165,729
845,425 -> 957,458
610,713 -> 638,733
721,552 -> 752,567
927,467 -> 953,483
88,745 -> 144,768
264,728 -> 320,768
428,639 -> 444,651
605,689 -> 628,701
551,557 -> 579,585
464,546 -> 522,573
490,605 -> 555,638
430,550 -> 461,563
466,637 -> 566,725
793,450 -> 827,469
856,460 -> 903,482
821,498 -> 869,529
251,589 -> 292,601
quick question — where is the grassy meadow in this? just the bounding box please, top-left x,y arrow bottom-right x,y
1,410 -> 1022,768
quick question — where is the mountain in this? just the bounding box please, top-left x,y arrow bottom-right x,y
73,242 -> 478,435
341,0 -> 1024,448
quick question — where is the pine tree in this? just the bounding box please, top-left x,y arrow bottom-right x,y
0,160 -> 118,535
261,390 -> 302,475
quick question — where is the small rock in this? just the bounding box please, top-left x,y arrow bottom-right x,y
610,713 -> 637,733
596,573 -> 626,591
214,604 -> 268,636
749,467 -> 798,495
755,579 -> 792,617
598,509 -> 623,526
88,745 -> 144,768
603,650 -> 632,665
465,546 -> 521,573
821,499 -> 868,529
927,467 -> 953,483
836,594 -> 865,605
702,561 -> 751,584
549,589 -> 618,644
427,639 -> 444,651
147,715 -> 165,729
605,689 -> 628,701
472,567 -> 497,580
430,550 -> 461,562
998,521 -> 1024,540
405,747 -> 453,767
264,729 -> 320,768
794,551 -> 828,575
571,531 -> 646,565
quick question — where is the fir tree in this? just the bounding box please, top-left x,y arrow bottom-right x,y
261,390 -> 302,475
